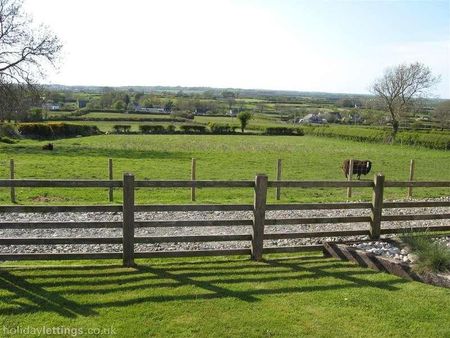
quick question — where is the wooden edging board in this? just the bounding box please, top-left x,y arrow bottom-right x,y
323,241 -> 450,288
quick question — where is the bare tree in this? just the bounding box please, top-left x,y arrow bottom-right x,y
0,0 -> 62,120
0,83 -> 41,121
433,100 -> 450,130
371,62 -> 439,140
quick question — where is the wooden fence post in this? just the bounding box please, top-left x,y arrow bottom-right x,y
252,174 -> 268,261
407,159 -> 415,198
123,173 -> 135,267
191,158 -> 196,202
347,159 -> 354,198
276,159 -> 282,200
10,159 -> 15,203
109,158 -> 113,202
370,173 -> 385,240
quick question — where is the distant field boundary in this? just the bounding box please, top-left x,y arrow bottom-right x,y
302,125 -> 450,150
47,117 -> 188,123
0,174 -> 449,266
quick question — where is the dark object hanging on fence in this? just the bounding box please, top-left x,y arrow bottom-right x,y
342,159 -> 372,179
42,143 -> 54,151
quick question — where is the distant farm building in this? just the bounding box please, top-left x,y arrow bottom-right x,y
42,103 -> 61,111
194,107 -> 209,115
227,109 -> 238,117
296,111 -> 342,124
77,99 -> 88,108
296,113 -> 326,124
135,106 -> 167,114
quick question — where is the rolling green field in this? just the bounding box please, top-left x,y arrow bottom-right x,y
79,112 -> 174,120
46,110 -> 75,118
55,120 -> 176,132
1,253 -> 449,338
44,110 -> 286,134
0,134 -> 449,205
48,113 -> 286,133
193,114 -> 283,129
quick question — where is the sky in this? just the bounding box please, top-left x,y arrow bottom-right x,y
24,0 -> 450,97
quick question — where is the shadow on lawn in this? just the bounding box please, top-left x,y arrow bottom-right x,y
0,255 -> 407,318
0,269 -> 97,318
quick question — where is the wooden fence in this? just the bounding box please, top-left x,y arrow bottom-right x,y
6,157 -> 422,203
0,174 -> 449,266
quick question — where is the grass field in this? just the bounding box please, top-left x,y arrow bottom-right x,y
0,253 -> 449,337
46,110 -> 75,118
54,120 -> 176,132
193,115 -> 283,129
0,134 -> 449,205
79,112 -> 174,120
47,112 -> 285,133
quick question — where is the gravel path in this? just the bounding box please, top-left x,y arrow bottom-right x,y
0,197 -> 449,254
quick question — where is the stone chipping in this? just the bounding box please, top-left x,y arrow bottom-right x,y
0,197 -> 448,255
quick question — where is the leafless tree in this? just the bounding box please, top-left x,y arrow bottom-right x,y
433,100 -> 450,130
371,62 -> 439,140
0,0 -> 62,120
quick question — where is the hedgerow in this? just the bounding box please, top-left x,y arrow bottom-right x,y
264,127 -> 304,136
179,125 -> 207,134
0,123 -> 21,138
139,125 -> 166,134
302,125 -> 449,150
112,125 -> 131,134
18,123 -> 101,139
208,123 -> 236,134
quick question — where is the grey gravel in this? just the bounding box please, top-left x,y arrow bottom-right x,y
0,197 -> 449,254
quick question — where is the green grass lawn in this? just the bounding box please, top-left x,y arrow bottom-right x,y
0,134 -> 449,204
0,253 -> 449,337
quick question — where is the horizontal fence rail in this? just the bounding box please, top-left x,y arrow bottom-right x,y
0,221 -> 123,229
0,179 -> 122,188
0,205 -> 123,213
135,204 -> 254,212
380,226 -> 450,234
0,173 -> 449,266
134,234 -> 253,243
383,201 -> 450,208
265,216 -> 371,225
267,180 -> 374,188
0,237 -> 123,245
266,202 -> 372,210
381,214 -> 450,222
0,253 -> 123,261
135,180 -> 255,188
134,220 -> 254,228
264,230 -> 371,239
384,181 -> 450,188
133,249 -> 252,259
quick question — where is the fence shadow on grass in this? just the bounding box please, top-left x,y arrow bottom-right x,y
0,254 -> 408,318
0,269 -> 97,318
